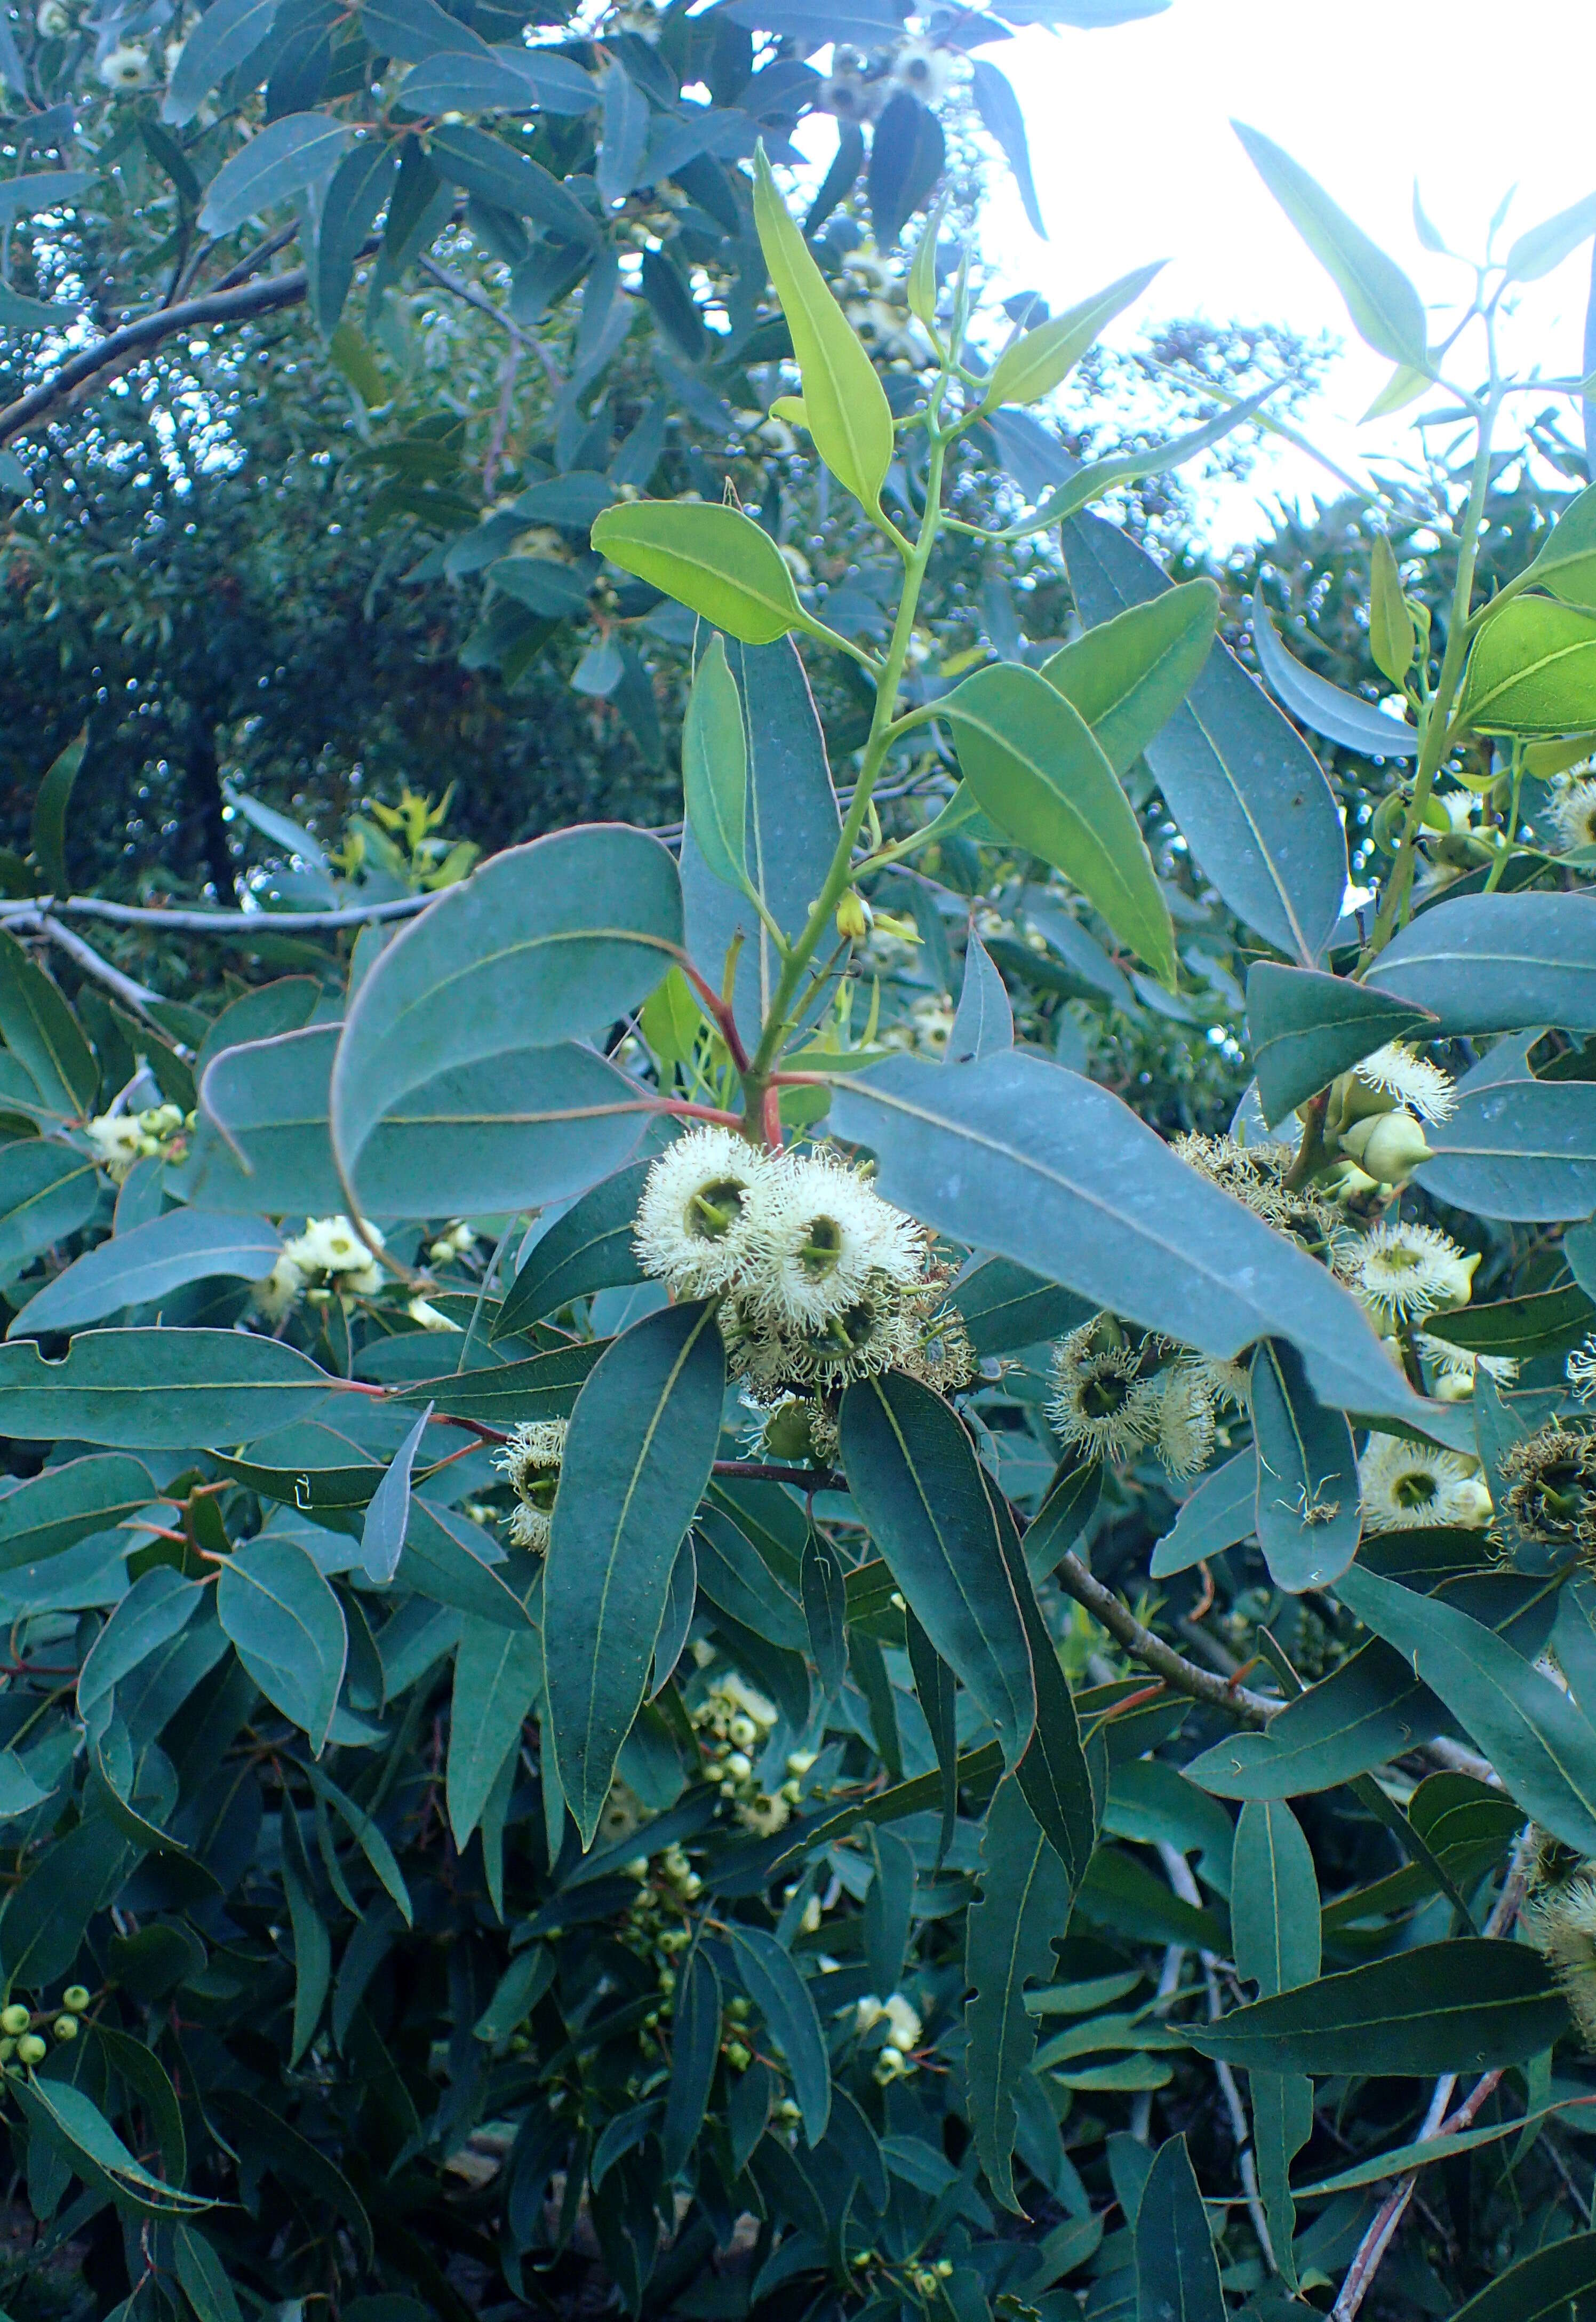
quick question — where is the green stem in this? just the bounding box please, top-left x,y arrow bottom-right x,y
1483,741 -> 1525,894
1361,377 -> 1501,965
741,426 -> 951,1120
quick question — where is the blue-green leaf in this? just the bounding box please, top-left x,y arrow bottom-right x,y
217,1538 -> 348,1753
723,1923 -> 830,2147
1133,2135 -> 1225,2322
1250,1339 -> 1361,1591
964,1775 -> 1073,2213
11,1209 -> 281,1339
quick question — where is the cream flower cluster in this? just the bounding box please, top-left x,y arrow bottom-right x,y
1356,1432 -> 1491,1533
634,1128 -> 974,1428
855,1991 -> 922,2084
84,1103 -> 188,1182
1048,1316 -> 1219,1480
688,1669 -> 810,1836
1526,1856 -> 1596,2051
1549,771 -> 1596,855
493,1419 -> 567,1553
259,1215 -> 384,1315
426,1219 -> 476,1267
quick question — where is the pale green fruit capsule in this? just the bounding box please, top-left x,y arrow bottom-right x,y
0,2004 -> 29,2037
17,2033 -> 46,2065
62,1986 -> 91,2013
52,2016 -> 77,2042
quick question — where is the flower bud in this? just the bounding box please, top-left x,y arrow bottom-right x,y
0,2004 -> 29,2037
52,2015 -> 77,2042
62,1986 -> 90,2013
1340,1109 -> 1432,1183
835,889 -> 871,944
763,1399 -> 817,1464
0,2039 -> 12,2063
17,2034 -> 46,2065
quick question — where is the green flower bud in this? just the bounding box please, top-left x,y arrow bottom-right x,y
0,2038 -> 13,2064
1343,1109 -> 1433,1184
62,1986 -> 91,2013
0,2004 -> 29,2037
17,2033 -> 46,2065
52,2015 -> 77,2042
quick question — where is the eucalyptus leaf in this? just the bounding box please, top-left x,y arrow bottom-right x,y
1246,961 -> 1438,1126
1040,578 -> 1219,777
593,500 -> 804,643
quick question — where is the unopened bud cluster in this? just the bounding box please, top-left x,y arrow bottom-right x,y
689,1670 -> 813,1838
855,1990 -> 923,2085
259,1214 -> 385,1316
0,1985 -> 89,2069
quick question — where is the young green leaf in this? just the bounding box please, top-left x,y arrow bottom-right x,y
681,633 -> 749,898
983,262 -> 1162,412
906,197 -> 945,327
1370,532 -> 1416,682
940,663 -> 1176,984
1457,595 -> 1596,735
1040,578 -> 1219,776
1505,190 -> 1596,284
752,143 -> 892,513
840,1370 -> 1035,1768
592,499 -> 804,643
1233,121 -> 1427,368
1519,480 -> 1596,608
544,1300 -> 725,1845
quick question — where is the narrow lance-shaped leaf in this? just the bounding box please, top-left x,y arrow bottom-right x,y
723,1923 -> 830,2146
359,1399 -> 430,1585
217,1539 -> 348,1756
31,725 -> 85,896
198,114 -> 355,236
968,59 -> 1044,236
661,1950 -> 721,2179
983,263 -> 1163,410
1250,1339 -> 1361,1592
1251,594 -> 1419,757
1190,1939 -> 1568,2076
1232,1799 -> 1318,2290
1370,531 -> 1416,683
753,141 -> 892,513
544,1300 -> 725,1844
492,1157 -> 650,1337
446,1614 -> 541,1848
1040,578 -> 1219,777
840,1370 -> 1035,1767
964,1775 -> 1073,2213
1233,120 -> 1427,366
681,632 -> 748,897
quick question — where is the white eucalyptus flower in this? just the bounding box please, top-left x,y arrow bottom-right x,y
1352,1041 -> 1457,1123
1155,1366 -> 1217,1481
751,1149 -> 921,1327
1048,1322 -> 1164,1464
1550,776 -> 1596,854
1338,1220 -> 1477,1323
1357,1432 -> 1491,1531
633,1125 -> 773,1298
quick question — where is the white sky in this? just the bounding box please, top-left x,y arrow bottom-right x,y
962,0 -> 1596,540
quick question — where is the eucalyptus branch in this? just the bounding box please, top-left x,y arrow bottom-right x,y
1050,1550 -> 1276,1727
11,910 -> 166,1022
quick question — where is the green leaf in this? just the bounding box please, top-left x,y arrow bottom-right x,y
1296,2100 -> 1593,2201
1458,597 -> 1596,735
950,1255 -> 1094,1358
427,124 -> 601,245
983,264 -> 1162,410
1150,1448 -> 1256,1578
839,1371 -> 1035,1767
1518,480 -> 1596,608
198,112 -> 354,235
11,1208 -> 281,1338
331,826 -> 680,1206
801,1526 -> 848,1695
682,633 -> 749,897
994,1496 -> 1096,1885
998,391 -> 1275,540
753,142 -> 892,512
680,635 -> 842,1051
723,1922 -> 830,2146
0,1327 -> 333,1447
0,929 -> 97,1118
400,1497 -> 536,1631
0,1450 -> 154,1573
939,663 -> 1175,982
77,1567 -> 204,1717
305,1763 -> 412,1925
1234,121 -> 1427,365
359,1399 -> 430,1585
1250,1339 -> 1361,1591
592,500 -> 803,644
1251,595 -> 1419,758
315,139 -> 400,332
31,725 -> 85,896
1133,2135 -> 1224,2321
969,59 -> 1043,236
1506,191 -> 1596,282
963,1775 -> 1073,2213
1245,961 -> 1439,1127
829,1051 -> 1474,1444
1190,1940 -> 1568,2076
13,2075 -> 212,2215
1062,513 -> 1347,964
446,1614 -> 541,1847
1445,2230 -> 1596,2321
280,1801 -> 331,2064
1418,1071 -> 1596,1222
173,2226 -> 244,2322
217,1538 -> 348,1753
946,933 -> 1012,1064
1366,893 -> 1596,1040
0,1139 -> 99,1274
1039,579 -> 1218,777
1423,1282 -> 1594,1360
661,1949 -> 721,2178
1338,1561 -> 1596,1851
163,0 -> 281,125
1369,533 -> 1416,685
694,1505 -> 807,1651
396,1340 -> 602,1427
866,89 -> 944,246
544,1300 -> 725,1845
1231,1798 -> 1317,2283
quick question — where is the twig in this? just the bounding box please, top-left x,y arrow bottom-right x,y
1053,1549 -> 1276,1727
0,892 -> 432,935
9,909 -> 164,1021
1330,1833 -> 1532,2320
